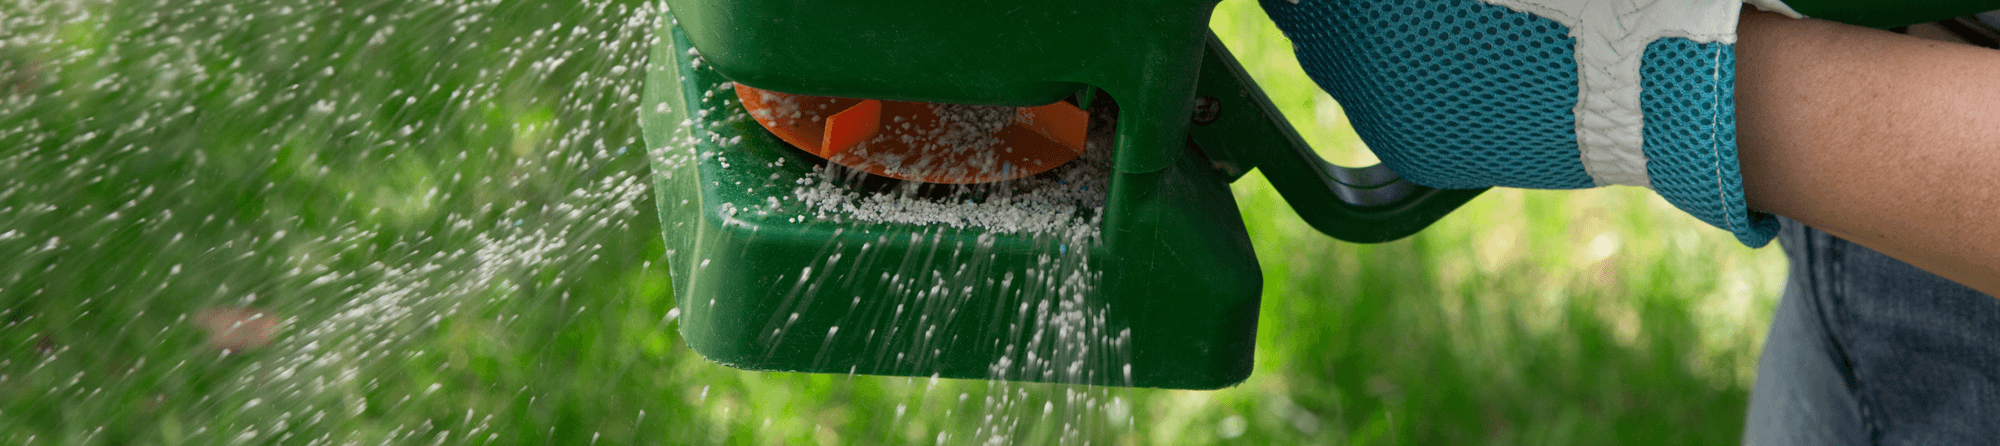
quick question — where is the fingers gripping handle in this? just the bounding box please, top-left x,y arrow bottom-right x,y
1187,32 -> 1485,243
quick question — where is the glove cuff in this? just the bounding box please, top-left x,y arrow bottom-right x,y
1482,0 -> 1778,246
1640,39 -> 1779,247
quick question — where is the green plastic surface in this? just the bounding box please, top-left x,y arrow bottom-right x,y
1784,0 -> 2000,29
647,27 -> 1261,389
1187,36 -> 1485,243
646,1 -> 1485,389
666,0 -> 1211,175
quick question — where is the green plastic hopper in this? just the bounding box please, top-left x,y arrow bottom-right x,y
640,0 -> 2000,391
642,0 -> 1484,390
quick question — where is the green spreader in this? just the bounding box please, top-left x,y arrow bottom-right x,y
642,0 -> 2000,390
642,0 -> 1485,390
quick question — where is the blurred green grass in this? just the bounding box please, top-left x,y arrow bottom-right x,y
0,0 -> 1785,444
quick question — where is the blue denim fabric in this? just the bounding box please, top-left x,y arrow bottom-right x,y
1745,217 -> 2000,445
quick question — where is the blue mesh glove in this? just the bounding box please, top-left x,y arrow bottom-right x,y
1260,0 -> 1791,247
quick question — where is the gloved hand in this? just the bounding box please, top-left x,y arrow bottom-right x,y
1260,0 -> 1801,247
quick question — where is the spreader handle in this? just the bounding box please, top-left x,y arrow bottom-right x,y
1186,32 -> 1485,243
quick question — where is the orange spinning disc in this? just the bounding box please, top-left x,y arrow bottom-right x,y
734,84 -> 1089,184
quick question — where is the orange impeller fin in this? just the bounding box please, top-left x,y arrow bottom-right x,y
820,99 -> 883,157
1017,101 -> 1089,155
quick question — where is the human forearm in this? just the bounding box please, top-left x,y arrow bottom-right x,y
1735,9 -> 2000,296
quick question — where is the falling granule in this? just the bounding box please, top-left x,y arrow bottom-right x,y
194,307 -> 282,353
934,104 -> 1016,136
0,0 -> 678,443
734,99 -> 1127,446
787,108 -> 1115,236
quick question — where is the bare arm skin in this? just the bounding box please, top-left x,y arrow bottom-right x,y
1735,9 -> 2000,297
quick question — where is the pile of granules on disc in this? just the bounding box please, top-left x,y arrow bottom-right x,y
928,103 -> 1015,152
743,86 -> 829,127
859,102 -> 1021,182
786,111 -> 1114,235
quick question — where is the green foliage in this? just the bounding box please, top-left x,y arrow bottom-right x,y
0,0 -> 1783,444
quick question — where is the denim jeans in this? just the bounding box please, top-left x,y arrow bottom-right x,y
1744,217 -> 2000,445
